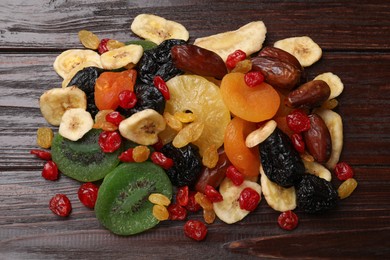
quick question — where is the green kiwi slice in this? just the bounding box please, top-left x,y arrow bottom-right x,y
95,162 -> 172,235
51,129 -> 122,182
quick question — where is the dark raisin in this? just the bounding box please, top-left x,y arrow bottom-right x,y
138,39 -> 186,84
161,142 -> 202,187
259,128 -> 304,187
119,83 -> 165,117
295,174 -> 338,213
67,66 -> 104,117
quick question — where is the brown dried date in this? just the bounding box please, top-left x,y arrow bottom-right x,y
171,44 -> 227,79
250,56 -> 301,90
286,80 -> 330,108
303,114 -> 332,163
259,46 -> 303,71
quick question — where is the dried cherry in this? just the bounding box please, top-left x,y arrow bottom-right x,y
238,187 -> 260,211
334,162 -> 354,181
98,131 -> 122,153
184,220 -> 207,241
42,161 -> 59,181
278,210 -> 299,230
78,182 -> 99,209
49,194 -> 72,217
168,203 -> 187,220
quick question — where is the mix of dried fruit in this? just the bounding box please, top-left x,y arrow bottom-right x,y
30,13 -> 357,240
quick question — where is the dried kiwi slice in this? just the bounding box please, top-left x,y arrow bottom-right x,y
51,129 -> 122,182
95,162 -> 172,235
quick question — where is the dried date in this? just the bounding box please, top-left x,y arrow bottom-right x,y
259,46 -> 303,70
286,80 -> 330,108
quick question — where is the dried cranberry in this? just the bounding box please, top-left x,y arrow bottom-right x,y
105,111 -> 124,126
334,162 -> 354,181
98,131 -> 122,153
118,90 -> 137,109
291,133 -> 305,153
98,38 -> 110,54
184,220 -> 207,241
226,165 -> 244,186
185,191 -> 201,212
204,185 -> 223,203
153,76 -> 170,100
238,187 -> 260,211
226,49 -> 247,70
49,194 -> 72,217
176,186 -> 189,207
277,210 -> 299,230
168,203 -> 187,220
150,151 -> 174,170
30,149 -> 52,160
244,71 -> 265,87
286,109 -> 311,133
78,182 -> 99,209
118,148 -> 134,162
152,138 -> 164,152
42,161 -> 59,181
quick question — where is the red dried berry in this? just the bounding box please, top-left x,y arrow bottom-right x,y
334,162 -> 354,181
42,161 -> 59,181
78,182 -> 99,209
185,191 -> 201,212
184,220 -> 208,241
118,148 -> 135,162
291,133 -> 305,153
176,186 -> 189,207
105,111 -> 124,126
97,38 -> 110,54
30,149 -> 52,160
204,185 -> 223,203
98,131 -> 122,153
168,203 -> 187,220
150,151 -> 174,170
286,109 -> 311,133
226,49 -> 247,70
244,71 -> 265,87
118,90 -> 137,109
238,187 -> 260,211
226,165 -> 244,186
278,210 -> 299,230
49,194 -> 72,217
153,75 -> 170,100
152,138 -> 164,152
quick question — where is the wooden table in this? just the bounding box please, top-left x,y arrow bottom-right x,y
1,0 -> 389,259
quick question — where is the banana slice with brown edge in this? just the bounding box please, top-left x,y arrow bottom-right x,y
274,36 -> 322,67
314,108 -> 343,170
314,72 -> 344,100
59,108 -> 94,141
303,160 -> 332,181
119,109 -> 166,145
213,177 -> 261,224
130,14 -> 189,45
53,49 -> 102,79
39,86 -> 87,126
260,165 -> 296,212
194,21 -> 267,62
100,44 -> 144,70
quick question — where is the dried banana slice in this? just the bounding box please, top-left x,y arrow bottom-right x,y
130,14 -> 189,45
314,72 -> 344,100
100,44 -> 143,70
39,86 -> 87,126
59,108 -> 93,141
303,160 -> 332,181
274,36 -> 322,67
194,21 -> 267,62
245,120 -> 277,148
53,49 -> 102,79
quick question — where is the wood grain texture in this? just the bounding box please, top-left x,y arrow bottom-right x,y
1,0 -> 390,259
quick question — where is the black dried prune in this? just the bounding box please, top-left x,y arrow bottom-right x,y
67,66 -> 104,117
295,174 -> 338,213
260,128 -> 304,187
138,39 -> 186,84
161,142 -> 202,187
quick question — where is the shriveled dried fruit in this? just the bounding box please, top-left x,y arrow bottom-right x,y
37,127 -> 54,149
78,30 -> 100,50
174,111 -> 196,123
194,192 -> 213,211
337,178 -> 358,199
203,209 -> 216,224
93,110 -> 117,131
132,145 -> 150,162
106,39 -> 125,50
172,121 -> 204,148
202,144 -> 219,168
149,193 -> 171,206
168,203 -> 187,220
278,210 -> 299,230
184,220 -> 207,241
334,162 -> 354,181
153,204 -> 170,221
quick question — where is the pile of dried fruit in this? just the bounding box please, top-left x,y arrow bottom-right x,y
31,14 -> 357,241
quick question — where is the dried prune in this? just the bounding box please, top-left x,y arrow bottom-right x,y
67,66 -> 104,117
295,174 -> 338,213
259,128 -> 304,187
138,39 -> 186,84
120,83 -> 165,117
161,142 -> 202,187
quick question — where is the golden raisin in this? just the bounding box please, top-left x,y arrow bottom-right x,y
107,39 -> 125,51
172,121 -> 204,148
203,209 -> 216,224
202,144 -> 219,168
37,127 -> 54,149
163,112 -> 183,131
132,145 -> 150,162
231,59 -> 252,73
78,30 -> 100,50
93,110 -> 117,131
321,98 -> 339,110
338,178 -> 358,199
148,193 -> 171,206
194,192 -> 213,211
152,204 -> 169,221
301,152 -> 315,162
174,111 -> 196,123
